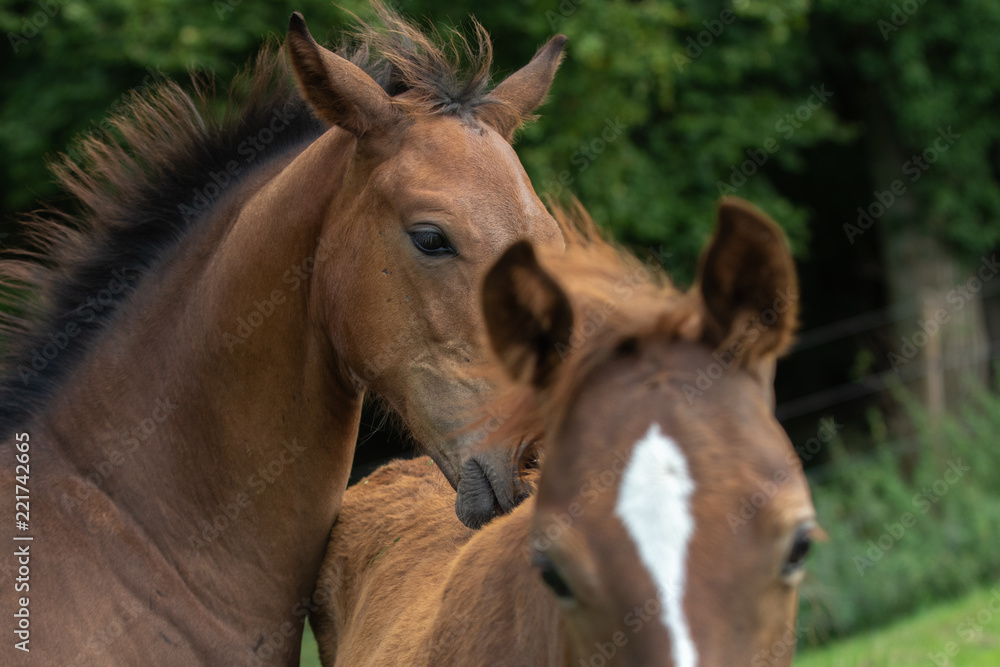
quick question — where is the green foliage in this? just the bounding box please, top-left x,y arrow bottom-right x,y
0,0 -> 367,213
513,0 -> 851,281
800,388 -> 1000,644
810,0 -> 1000,262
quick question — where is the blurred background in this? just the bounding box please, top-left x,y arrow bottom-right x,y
3,0 -> 999,663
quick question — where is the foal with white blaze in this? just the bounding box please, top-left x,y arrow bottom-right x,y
311,198 -> 818,666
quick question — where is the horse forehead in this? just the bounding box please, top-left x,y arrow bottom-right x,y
395,120 -> 535,191
615,422 -> 699,667
405,114 -> 508,154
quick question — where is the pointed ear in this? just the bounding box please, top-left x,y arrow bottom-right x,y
286,13 -> 401,136
694,197 -> 799,374
481,35 -> 568,141
482,241 -> 574,387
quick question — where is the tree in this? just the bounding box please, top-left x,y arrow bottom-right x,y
807,0 -> 1000,425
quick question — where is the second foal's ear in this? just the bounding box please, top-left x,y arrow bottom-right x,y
482,241 -> 574,387
693,197 -> 799,378
286,13 -> 401,136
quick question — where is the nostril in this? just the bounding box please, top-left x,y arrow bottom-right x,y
482,459 -> 518,513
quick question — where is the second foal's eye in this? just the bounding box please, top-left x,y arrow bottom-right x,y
532,552 -> 574,600
409,227 -> 456,257
782,526 -> 813,578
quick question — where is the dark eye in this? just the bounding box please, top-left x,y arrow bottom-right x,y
782,527 -> 812,577
533,552 -> 573,599
409,227 -> 455,257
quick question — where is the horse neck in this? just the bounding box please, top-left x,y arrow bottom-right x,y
431,506 -> 572,665
39,127 -> 363,627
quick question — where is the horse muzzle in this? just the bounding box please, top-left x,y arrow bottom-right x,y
454,452 -> 530,529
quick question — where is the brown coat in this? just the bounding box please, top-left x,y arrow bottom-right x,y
313,457 -> 566,667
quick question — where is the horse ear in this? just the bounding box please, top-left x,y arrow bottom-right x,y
482,241 -> 574,387
694,197 -> 799,377
481,35 -> 568,141
286,13 -> 400,136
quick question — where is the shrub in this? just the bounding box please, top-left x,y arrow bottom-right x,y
798,387 -> 1000,646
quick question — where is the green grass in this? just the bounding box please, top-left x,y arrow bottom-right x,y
300,623 -> 321,667
796,584 -> 1000,667
299,584 -> 1000,666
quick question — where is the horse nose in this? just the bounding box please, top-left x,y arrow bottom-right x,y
455,457 -> 503,529
455,453 -> 524,529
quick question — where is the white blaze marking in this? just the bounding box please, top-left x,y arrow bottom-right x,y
615,422 -> 698,667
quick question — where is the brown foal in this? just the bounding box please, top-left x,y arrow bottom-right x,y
311,198 -> 818,666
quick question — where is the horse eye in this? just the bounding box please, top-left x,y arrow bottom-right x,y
782,527 -> 812,577
409,228 -> 455,256
533,552 -> 573,599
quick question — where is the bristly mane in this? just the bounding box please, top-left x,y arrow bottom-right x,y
347,3 -> 498,119
0,4 -> 515,436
